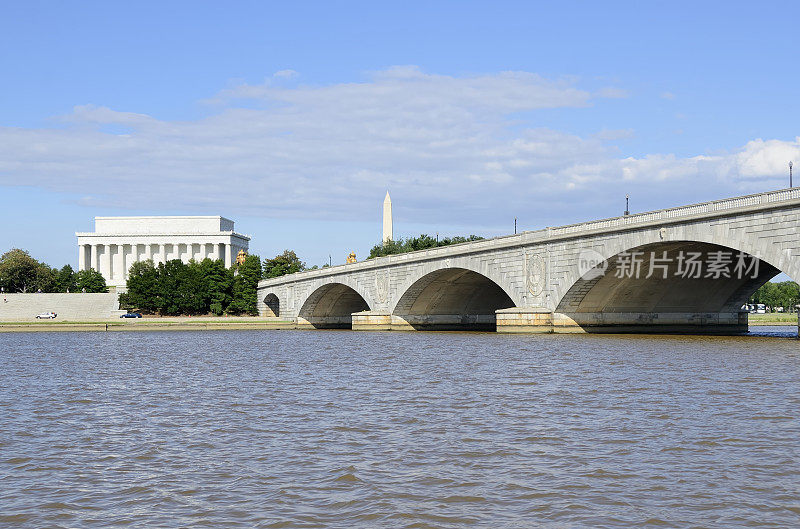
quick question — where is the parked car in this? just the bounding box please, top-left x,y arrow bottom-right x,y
35,312 -> 57,319
120,312 -> 142,318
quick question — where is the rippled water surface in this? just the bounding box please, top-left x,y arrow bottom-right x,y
1,330 -> 799,528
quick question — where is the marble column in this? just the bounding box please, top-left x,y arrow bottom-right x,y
113,244 -> 123,283
224,243 -> 232,268
102,245 -> 111,280
90,244 -> 98,271
121,244 -> 129,280
158,244 -> 166,265
78,244 -> 86,271
144,243 -> 153,263
107,244 -> 114,282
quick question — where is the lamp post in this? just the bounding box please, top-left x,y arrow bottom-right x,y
624,194 -> 630,216
790,161 -> 793,188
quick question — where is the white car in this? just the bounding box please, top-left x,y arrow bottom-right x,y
35,312 -> 57,319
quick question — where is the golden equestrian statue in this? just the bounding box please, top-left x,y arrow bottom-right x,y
236,249 -> 247,266
346,252 -> 357,264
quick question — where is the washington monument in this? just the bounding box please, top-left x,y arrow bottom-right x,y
383,191 -> 393,243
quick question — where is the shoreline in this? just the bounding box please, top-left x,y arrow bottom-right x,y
0,318 -> 298,332
0,318 -> 795,333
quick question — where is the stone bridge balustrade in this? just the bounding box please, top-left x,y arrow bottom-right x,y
258,188 -> 800,334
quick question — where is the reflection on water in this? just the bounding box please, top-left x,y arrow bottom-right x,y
748,324 -> 798,338
0,330 -> 798,528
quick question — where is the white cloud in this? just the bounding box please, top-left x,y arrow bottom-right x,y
0,67 -> 796,227
596,87 -> 629,99
62,104 -> 157,126
273,69 -> 299,79
593,128 -> 635,141
734,138 -> 799,178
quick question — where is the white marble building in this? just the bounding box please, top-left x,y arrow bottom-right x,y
76,216 -> 250,288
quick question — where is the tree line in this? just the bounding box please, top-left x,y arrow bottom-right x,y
749,281 -> 800,311
121,250 -> 308,316
0,249 -> 106,293
120,255 -> 262,316
0,247 -> 311,316
368,234 -> 484,259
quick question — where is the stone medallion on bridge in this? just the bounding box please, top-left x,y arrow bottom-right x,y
375,272 -> 389,304
526,254 -> 546,297
286,286 -> 294,310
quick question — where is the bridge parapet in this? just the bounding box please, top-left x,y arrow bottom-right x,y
547,187 -> 800,238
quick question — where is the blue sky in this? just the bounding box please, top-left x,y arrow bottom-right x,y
1,1 -> 798,269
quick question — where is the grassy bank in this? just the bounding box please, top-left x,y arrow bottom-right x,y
748,313 -> 799,325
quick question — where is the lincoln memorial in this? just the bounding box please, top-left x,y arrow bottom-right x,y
76,216 -> 251,289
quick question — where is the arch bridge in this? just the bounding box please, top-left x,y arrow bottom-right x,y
257,188 -> 800,334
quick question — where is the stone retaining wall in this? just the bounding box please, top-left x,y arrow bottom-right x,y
0,293 -> 122,321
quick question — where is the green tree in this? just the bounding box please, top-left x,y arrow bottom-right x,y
55,264 -> 78,292
200,258 -> 233,315
120,260 -> 159,312
750,281 -> 800,311
779,282 -> 800,310
175,260 -> 207,315
153,260 -> 185,315
368,238 -> 405,259
405,234 -> 438,252
368,234 -> 484,259
263,250 -> 306,278
75,268 -> 108,293
34,265 -> 58,293
0,249 -> 51,293
122,257 -> 239,316
440,235 -> 484,245
228,254 -> 262,315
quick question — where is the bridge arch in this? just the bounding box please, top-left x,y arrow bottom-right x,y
262,293 -> 280,317
555,232 -> 796,332
392,266 -> 515,331
298,282 -> 371,329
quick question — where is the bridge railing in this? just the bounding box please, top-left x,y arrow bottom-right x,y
546,187 -> 800,238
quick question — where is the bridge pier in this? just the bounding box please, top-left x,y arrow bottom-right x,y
352,311 -> 498,331
296,316 -> 355,329
348,309 -> 750,334
495,307 -> 555,333
351,311 -> 393,331
497,308 -> 748,334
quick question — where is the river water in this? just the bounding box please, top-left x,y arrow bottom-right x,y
1,329 -> 798,528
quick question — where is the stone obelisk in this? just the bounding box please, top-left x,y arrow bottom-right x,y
382,191 -> 393,243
